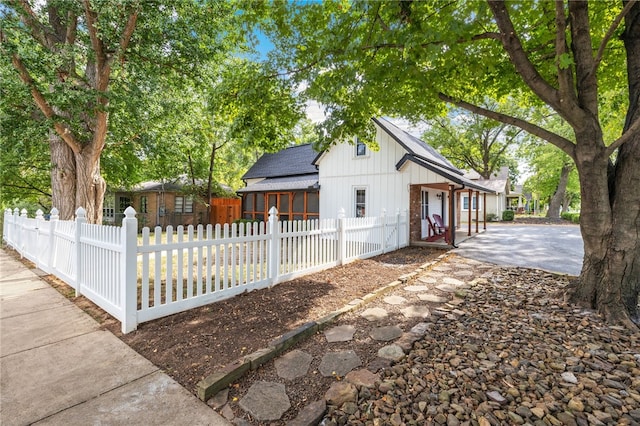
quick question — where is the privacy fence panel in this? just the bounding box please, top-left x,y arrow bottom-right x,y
3,206 -> 407,333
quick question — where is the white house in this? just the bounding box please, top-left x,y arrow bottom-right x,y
463,167 -> 511,221
312,117 -> 495,245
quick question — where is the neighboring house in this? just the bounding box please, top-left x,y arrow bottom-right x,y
104,180 -> 240,228
238,144 -> 320,222
506,184 -> 534,214
463,166 -> 510,221
313,117 -> 495,245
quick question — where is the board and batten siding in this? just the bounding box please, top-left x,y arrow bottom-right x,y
318,124 -> 449,220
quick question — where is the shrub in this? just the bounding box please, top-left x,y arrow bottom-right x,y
561,212 -> 580,223
502,210 -> 515,221
486,213 -> 498,222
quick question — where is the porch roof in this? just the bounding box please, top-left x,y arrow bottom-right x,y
396,154 -> 497,194
236,174 -> 319,193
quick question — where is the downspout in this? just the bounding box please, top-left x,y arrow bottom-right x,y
449,184 -> 465,248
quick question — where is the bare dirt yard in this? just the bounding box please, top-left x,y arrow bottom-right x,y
43,246 -> 447,392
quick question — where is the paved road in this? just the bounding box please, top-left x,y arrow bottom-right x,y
453,224 -> 583,276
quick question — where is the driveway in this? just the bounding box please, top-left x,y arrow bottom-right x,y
453,224 -> 583,276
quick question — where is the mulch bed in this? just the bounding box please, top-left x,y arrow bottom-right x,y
39,246 -> 446,393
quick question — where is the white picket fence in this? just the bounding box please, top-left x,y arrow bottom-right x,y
3,206 -> 408,333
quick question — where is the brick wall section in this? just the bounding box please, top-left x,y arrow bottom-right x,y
409,184 -> 422,242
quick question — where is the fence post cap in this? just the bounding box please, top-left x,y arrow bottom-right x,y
36,209 -> 44,219
20,208 -> 28,216
338,208 -> 346,219
123,206 -> 137,217
75,207 -> 86,218
268,206 -> 278,215
50,207 -> 59,215
381,208 -> 387,216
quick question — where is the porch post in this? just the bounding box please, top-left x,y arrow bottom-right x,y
448,185 -> 456,245
467,189 -> 472,236
483,193 -> 487,230
475,190 -> 479,234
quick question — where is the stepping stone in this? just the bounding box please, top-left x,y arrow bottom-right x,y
410,322 -> 432,336
417,276 -> 437,284
383,295 -> 407,305
453,270 -> 474,277
378,344 -> 405,362
239,381 -> 290,421
418,293 -> 447,303
345,369 -> 380,388
275,350 -> 313,380
360,307 -> 388,321
428,272 -> 445,278
453,262 -> 473,268
370,325 -> 403,341
436,284 -> 456,293
446,298 -> 465,306
288,400 -> 326,426
400,305 -> 430,318
432,265 -> 452,271
319,350 -> 362,377
443,277 -> 465,286
324,325 -> 356,343
367,357 -> 393,372
404,285 -> 429,292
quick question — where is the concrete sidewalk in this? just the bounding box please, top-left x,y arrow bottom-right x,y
0,249 -> 230,426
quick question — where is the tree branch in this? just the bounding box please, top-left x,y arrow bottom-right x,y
487,1 -> 581,125
11,0 -> 55,49
114,8 -> 139,66
10,53 -> 81,154
554,1 -> 578,106
594,0 -> 637,73
438,92 -> 576,159
568,1 -> 598,116
83,0 -> 106,70
606,115 -> 640,155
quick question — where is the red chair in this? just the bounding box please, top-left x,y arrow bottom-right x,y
432,214 -> 450,244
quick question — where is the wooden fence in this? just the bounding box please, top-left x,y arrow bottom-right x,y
3,206 -> 408,333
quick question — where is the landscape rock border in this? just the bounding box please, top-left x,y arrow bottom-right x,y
196,253 -> 450,401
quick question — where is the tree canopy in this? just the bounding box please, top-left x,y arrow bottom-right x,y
0,0 -> 303,220
261,0 -> 640,327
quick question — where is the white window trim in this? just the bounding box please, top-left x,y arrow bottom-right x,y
461,194 -> 482,211
354,186 -> 368,217
354,137 -> 368,158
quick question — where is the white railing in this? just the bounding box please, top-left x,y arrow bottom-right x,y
3,206 -> 408,333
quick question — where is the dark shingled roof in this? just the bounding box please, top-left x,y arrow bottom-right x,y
242,144 -> 319,180
372,117 -> 461,175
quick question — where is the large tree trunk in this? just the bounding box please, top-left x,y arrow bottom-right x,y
546,163 -> 572,219
50,132 -> 76,220
75,148 -> 106,224
568,131 -> 640,327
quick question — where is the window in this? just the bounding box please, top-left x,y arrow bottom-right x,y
355,188 -> 366,217
140,196 -> 148,214
355,137 -> 366,157
462,195 -> 481,211
420,189 -> 429,220
175,196 -> 193,214
184,197 -> 194,213
118,197 -> 131,213
242,191 -> 320,221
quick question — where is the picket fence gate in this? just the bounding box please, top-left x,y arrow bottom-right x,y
2,206 -> 408,333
